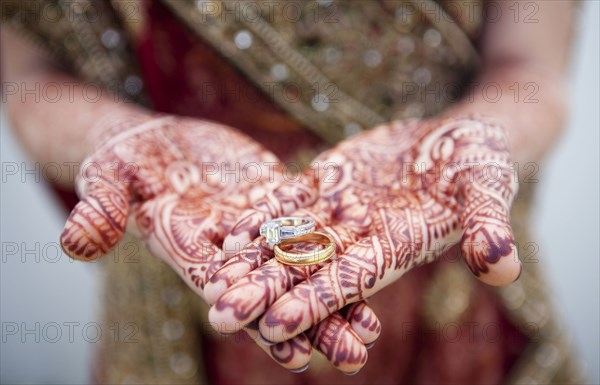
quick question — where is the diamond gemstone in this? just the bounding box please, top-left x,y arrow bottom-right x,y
263,222 -> 281,244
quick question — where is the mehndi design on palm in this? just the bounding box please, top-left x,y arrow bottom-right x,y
59,115 -> 378,372
209,116 -> 521,350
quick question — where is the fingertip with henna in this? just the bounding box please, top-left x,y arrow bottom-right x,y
60,198 -> 127,261
475,248 -> 522,286
203,277 -> 229,305
207,304 -> 243,334
222,209 -> 268,258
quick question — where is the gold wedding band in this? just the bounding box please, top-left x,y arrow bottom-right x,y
273,232 -> 336,266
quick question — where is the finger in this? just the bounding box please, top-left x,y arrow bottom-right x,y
448,118 -> 521,285
61,168 -> 131,261
223,178 -> 318,258
341,302 -> 381,346
205,202 -> 335,305
243,324 -> 312,372
460,177 -> 521,286
208,257 -> 322,331
208,255 -> 378,371
208,222 -> 361,329
133,195 -> 226,300
205,211 -> 349,304
258,191 -> 471,343
255,192 -> 472,342
209,238 -> 377,373
258,237 -> 382,343
250,305 -> 374,374
204,240 -> 272,305
306,313 -> 368,374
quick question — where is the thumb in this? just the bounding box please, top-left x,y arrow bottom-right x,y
61,161 -> 131,261
459,172 -> 521,286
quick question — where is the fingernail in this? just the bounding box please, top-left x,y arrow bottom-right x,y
344,370 -> 360,376
258,332 -> 276,346
290,364 -> 309,373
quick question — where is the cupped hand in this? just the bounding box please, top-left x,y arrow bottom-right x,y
209,115 -> 522,349
59,114 -> 378,372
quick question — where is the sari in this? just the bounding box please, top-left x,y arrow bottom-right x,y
2,1 -> 581,383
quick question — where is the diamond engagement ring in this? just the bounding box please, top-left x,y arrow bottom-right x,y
259,217 -> 316,245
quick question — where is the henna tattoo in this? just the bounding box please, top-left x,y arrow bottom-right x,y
305,313 -> 368,374
342,302 -> 381,345
209,258 -> 322,327
209,226 -> 380,371
243,325 -> 312,371
61,176 -> 130,260
268,333 -> 312,367
60,115 -> 376,372
204,241 -> 272,304
216,116 -> 522,349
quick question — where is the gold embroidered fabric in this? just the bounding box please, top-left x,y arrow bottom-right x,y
3,0 -> 479,144
162,0 -> 479,143
1,0 -> 148,105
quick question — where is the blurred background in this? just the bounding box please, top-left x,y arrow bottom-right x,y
1,1 -> 598,383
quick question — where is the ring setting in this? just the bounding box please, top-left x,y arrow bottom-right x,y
259,217 -> 316,245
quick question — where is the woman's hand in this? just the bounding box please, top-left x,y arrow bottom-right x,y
208,115 -> 522,347
59,114 -> 379,372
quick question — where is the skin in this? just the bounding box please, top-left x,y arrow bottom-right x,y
206,0 -> 575,363
210,115 -> 521,343
2,0 -> 574,375
1,31 -> 379,373
59,114 -> 382,373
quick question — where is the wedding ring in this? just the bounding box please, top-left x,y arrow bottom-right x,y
259,217 -> 316,245
274,232 -> 335,266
